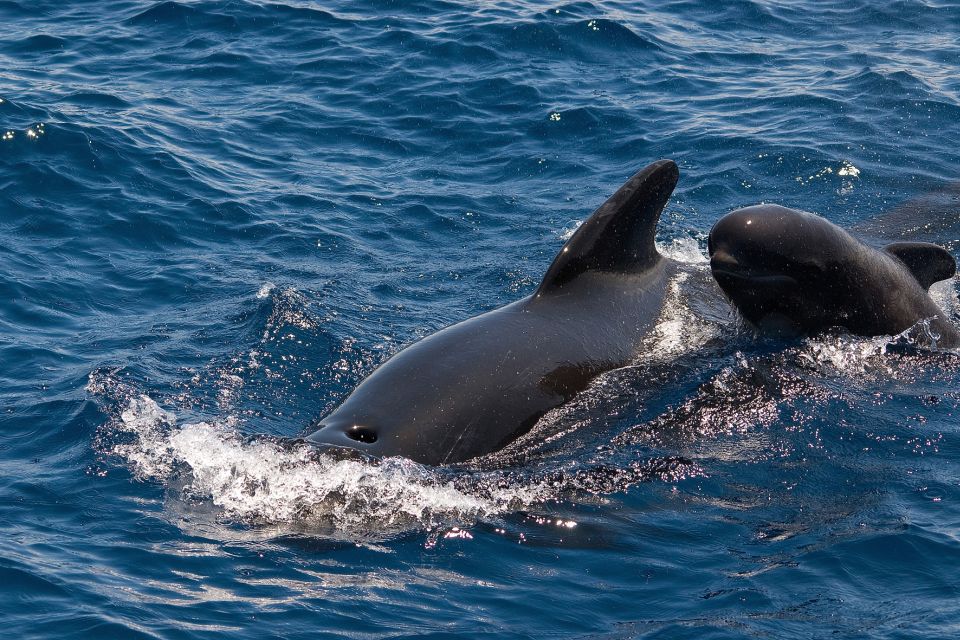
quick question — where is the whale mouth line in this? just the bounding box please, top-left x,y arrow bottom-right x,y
712,267 -> 798,287
301,439 -> 382,463
710,254 -> 798,288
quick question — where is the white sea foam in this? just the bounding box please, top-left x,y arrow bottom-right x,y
558,219 -> 582,241
837,160 -> 860,178
796,334 -> 895,375
795,316 -> 954,377
798,277 -> 960,371
638,266 -> 721,363
657,236 -> 708,264
929,277 -> 959,320
103,394 -> 553,532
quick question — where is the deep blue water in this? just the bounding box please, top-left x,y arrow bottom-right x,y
3,0 -> 960,637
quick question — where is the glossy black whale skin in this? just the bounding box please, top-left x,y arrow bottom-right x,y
708,204 -> 959,346
306,159 -> 681,465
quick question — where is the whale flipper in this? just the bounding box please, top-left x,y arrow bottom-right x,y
883,242 -> 957,289
535,159 -> 679,295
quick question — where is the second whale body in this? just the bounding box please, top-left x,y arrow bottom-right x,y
708,204 -> 959,347
306,159 -> 683,465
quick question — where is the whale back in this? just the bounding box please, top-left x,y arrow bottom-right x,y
535,159 -> 679,295
305,159 -> 684,465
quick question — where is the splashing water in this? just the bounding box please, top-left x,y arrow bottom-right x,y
96,390 -> 562,535
657,236 -> 709,265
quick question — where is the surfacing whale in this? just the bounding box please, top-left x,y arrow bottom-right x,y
306,159 -> 683,465
708,204 -> 959,347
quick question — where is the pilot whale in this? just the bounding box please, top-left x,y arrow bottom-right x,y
306,159 -> 682,465
708,204 -> 959,347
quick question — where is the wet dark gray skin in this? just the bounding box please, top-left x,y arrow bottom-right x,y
306,159 -> 682,465
708,204 -> 959,346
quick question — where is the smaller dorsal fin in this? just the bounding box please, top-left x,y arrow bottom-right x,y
884,241 -> 956,289
535,159 -> 679,295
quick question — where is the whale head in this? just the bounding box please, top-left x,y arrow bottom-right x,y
708,204 -> 957,339
708,204 -> 858,335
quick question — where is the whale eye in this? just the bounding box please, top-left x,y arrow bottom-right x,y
347,425 -> 377,444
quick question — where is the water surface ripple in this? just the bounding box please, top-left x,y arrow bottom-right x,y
2,1 -> 960,638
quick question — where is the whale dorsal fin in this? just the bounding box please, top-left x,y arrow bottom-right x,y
535,159 -> 679,295
884,241 -> 956,289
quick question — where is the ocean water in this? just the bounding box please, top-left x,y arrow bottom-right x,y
2,0 -> 960,637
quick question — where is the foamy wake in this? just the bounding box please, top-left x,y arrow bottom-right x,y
801,276 -> 959,373
794,314 -> 958,379
104,394 -> 553,532
657,236 -> 709,264
930,277 -> 960,320
638,237 -> 721,362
